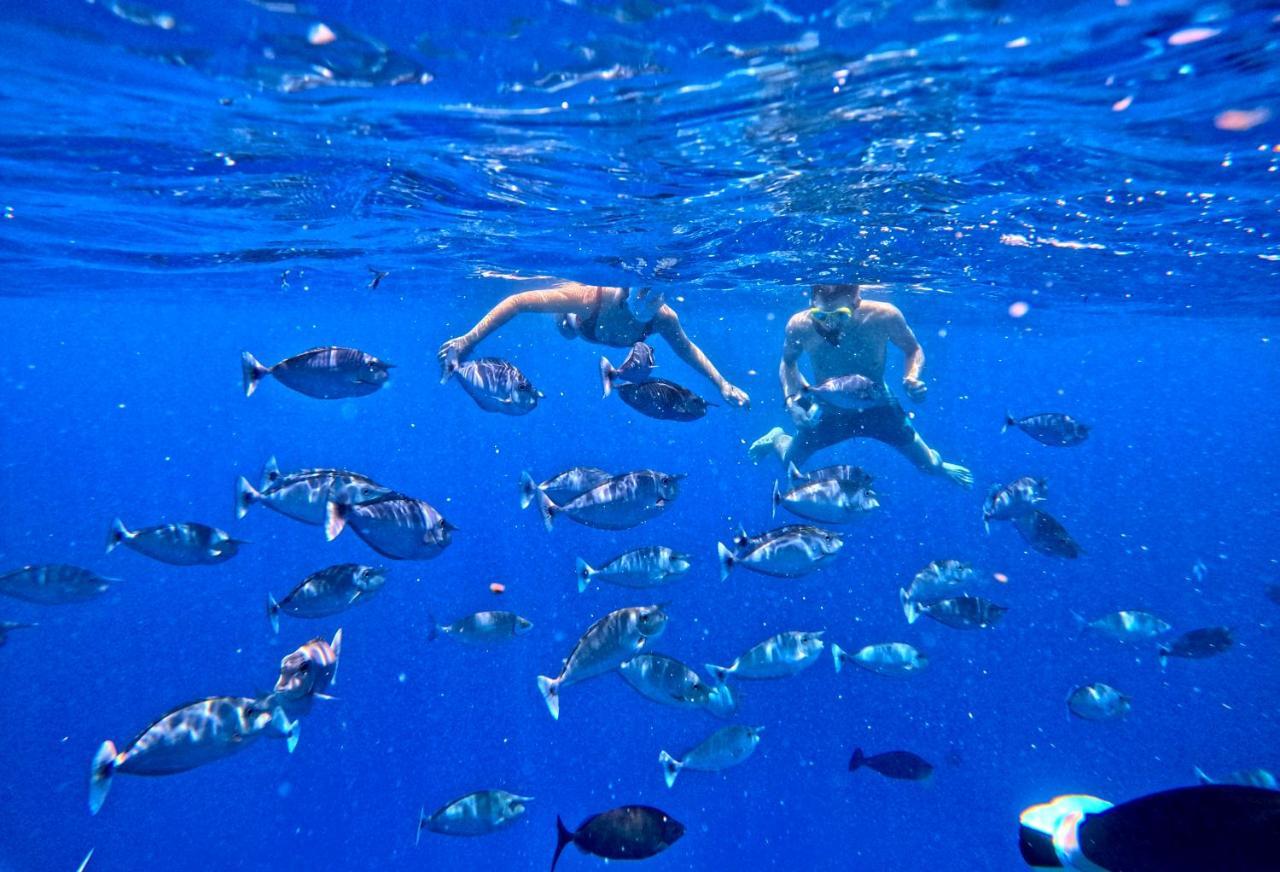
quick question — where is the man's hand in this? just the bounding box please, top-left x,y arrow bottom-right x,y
903,377 -> 927,404
437,336 -> 470,381
786,394 -> 822,429
720,382 -> 750,409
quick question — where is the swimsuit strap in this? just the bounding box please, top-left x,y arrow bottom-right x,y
577,286 -> 653,345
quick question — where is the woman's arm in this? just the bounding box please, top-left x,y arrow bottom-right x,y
438,284 -> 589,375
652,308 -> 750,408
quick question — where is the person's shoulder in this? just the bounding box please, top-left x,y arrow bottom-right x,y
785,309 -> 814,332
862,299 -> 906,323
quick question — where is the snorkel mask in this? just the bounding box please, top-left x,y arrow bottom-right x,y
808,305 -> 854,324
624,287 -> 666,322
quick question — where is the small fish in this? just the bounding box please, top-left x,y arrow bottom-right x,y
659,724 -> 763,788
0,564 -> 113,604
982,477 -> 1047,531
367,266 -> 389,289
429,611 -> 533,643
619,653 -> 735,717
416,790 -> 532,840
325,494 -> 454,560
1074,610 -> 1171,643
614,379 -> 713,422
717,526 -> 843,581
1194,767 -> 1278,791
519,467 -> 613,511
799,374 -> 886,410
552,806 -> 684,871
538,470 -> 683,532
537,605 -> 668,720
599,342 -> 657,397
267,564 -> 386,633
274,628 -> 342,708
1191,559 -> 1208,583
576,547 -> 691,593
89,695 -> 300,814
706,630 -> 825,682
1013,509 -> 1081,559
1159,626 -> 1233,669
237,457 -> 392,524
902,592 -> 1007,629
849,748 -> 934,781
106,519 -> 244,566
901,560 -> 979,603
1067,682 -> 1131,721
831,642 -> 927,677
785,461 -> 873,491
0,621 -> 36,647
241,347 -> 393,399
1003,411 -> 1090,446
1267,585 -> 1280,607
441,353 -> 542,415
772,478 -> 879,524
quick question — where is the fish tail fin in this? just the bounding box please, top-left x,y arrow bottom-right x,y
519,471 -> 538,510
272,707 -> 300,753
236,476 -> 260,520
599,356 -> 615,398
771,480 -> 781,519
537,492 -> 558,532
324,501 -> 348,541
659,750 -> 682,788
716,542 -> 734,582
831,642 -> 846,673
241,351 -> 269,397
416,806 -> 427,847
705,680 -> 735,718
439,345 -> 460,385
575,558 -> 595,593
1070,610 -> 1086,638
786,461 -> 803,485
1002,412 -> 1015,434
105,518 -> 130,554
267,593 -> 281,635
89,740 -> 117,815
427,615 -> 439,642
537,675 -> 560,720
848,747 -> 865,771
329,628 -> 342,686
1158,646 -> 1169,671
705,662 -> 731,684
900,589 -> 920,624
552,815 -> 574,872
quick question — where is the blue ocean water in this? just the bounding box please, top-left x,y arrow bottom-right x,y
1,1 -> 1278,870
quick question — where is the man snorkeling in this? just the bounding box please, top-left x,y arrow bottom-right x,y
749,283 -> 972,487
437,280 -> 751,407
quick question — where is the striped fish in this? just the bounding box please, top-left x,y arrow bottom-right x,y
241,346 -> 392,399
442,353 -> 542,415
325,494 -> 453,560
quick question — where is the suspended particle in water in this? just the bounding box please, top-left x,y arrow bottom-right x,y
1008,301 -> 1030,318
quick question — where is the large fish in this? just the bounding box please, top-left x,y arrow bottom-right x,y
901,559 -> 979,604
538,470 -> 683,532
241,347 -> 392,399
1003,411 -> 1090,446
1013,509 -> 1081,559
716,526 -> 842,581
273,629 -> 342,712
429,610 -> 533,644
1159,626 -> 1233,669
599,342 -> 657,397
552,806 -> 684,872
236,457 -> 392,524
325,494 -> 454,560
659,724 -> 763,788
576,546 -> 691,593
982,477 -> 1047,531
902,592 -> 1007,629
267,564 -> 386,633
849,748 -> 934,781
614,379 -> 713,422
441,352 -> 542,415
416,790 -> 533,840
536,605 -> 668,720
519,467 -> 612,511
106,519 -> 244,566
1067,682 -> 1131,721
706,630 -> 825,682
89,695 -> 300,814
785,461 -> 873,491
1073,610 -> 1171,643
0,564 -> 113,604
831,642 -> 927,677
772,478 -> 879,524
799,374 -> 887,410
618,653 -> 736,717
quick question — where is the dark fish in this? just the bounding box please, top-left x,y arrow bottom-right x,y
241,347 -> 392,399
442,353 -> 542,415
576,546 -> 691,593
1012,509 -> 1080,559
0,621 -> 36,647
538,470 -> 683,532
537,605 -> 668,720
615,379 -> 713,422
717,525 -> 843,580
1067,682 -> 1131,721
982,477 -> 1046,530
618,653 -> 735,717
430,610 -> 533,643
274,629 -> 342,710
659,724 -> 763,787
772,478 -> 879,524
1266,585 -> 1280,606
849,748 -> 934,781
1004,411 -> 1090,446
600,342 -> 657,397
785,461 -> 873,490
0,564 -> 113,604
367,266 -> 389,289
267,564 -> 386,633
237,457 -> 392,525
519,467 -> 613,511
800,374 -> 886,410
902,593 -> 1007,629
1159,626 -> 1233,668
325,494 -> 454,560
89,695 -> 299,814
106,519 -> 244,566
552,806 -> 684,871
1018,785 -> 1280,871
417,790 -> 532,840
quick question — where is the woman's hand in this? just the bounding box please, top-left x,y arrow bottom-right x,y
437,336 -> 470,381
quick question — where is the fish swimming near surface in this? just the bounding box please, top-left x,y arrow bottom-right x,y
613,378 -> 714,422
1073,610 -> 1171,643
982,477 -> 1047,531
0,564 -> 114,604
552,806 -> 684,871
0,621 -> 36,647
267,564 -> 386,633
902,592 -> 1008,629
106,519 -> 244,566
772,478 -> 879,524
786,461 -> 874,491
659,724 -> 763,788
1018,785 -> 1280,871
519,467 -> 613,511
600,342 -> 657,397
576,546 -> 691,593
831,642 -> 928,677
1194,766 -> 1279,791
537,605 -> 668,720
1067,682 -> 1131,721
538,470 -> 683,532
273,629 -> 342,712
325,494 -> 454,560
1003,411 -> 1090,446
441,351 -> 542,415
1013,509 -> 1081,559
242,347 -> 393,399
416,790 -> 533,840
1159,626 -> 1233,669
902,559 -> 979,604
717,526 -> 843,581
799,374 -> 887,410
618,653 -> 736,718
237,457 -> 392,524
89,694 -> 300,814
849,748 -> 934,781
707,631 -> 825,682
429,610 -> 533,644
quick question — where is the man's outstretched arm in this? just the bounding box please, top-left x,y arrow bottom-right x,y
886,308 -> 927,402
653,308 -> 749,408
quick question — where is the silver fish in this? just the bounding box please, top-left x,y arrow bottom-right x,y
799,374 -> 886,410
659,724 -> 763,788
716,526 -> 842,581
1194,767 -> 1278,790
1004,411 -> 1090,446
902,560 -> 979,603
902,592 -> 1007,629
706,631 -> 825,682
242,346 -> 392,399
785,462 -> 873,491
538,470 -> 683,532
1074,610 -> 1172,643
442,354 -> 542,415
237,457 -> 392,524
600,342 -> 657,397
1067,682 -> 1131,721
772,478 -> 879,524
982,477 -> 1047,530
519,467 -> 613,511
536,605 -> 668,720
267,564 -> 386,633
274,629 -> 343,708
89,695 -> 299,814
576,547 -> 691,593
417,790 -> 533,840
325,494 -> 454,560
106,519 -> 243,566
618,653 -> 735,717
615,379 -> 713,422
0,564 -> 113,604
0,621 -> 36,647
429,610 -> 533,643
831,642 -> 928,677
